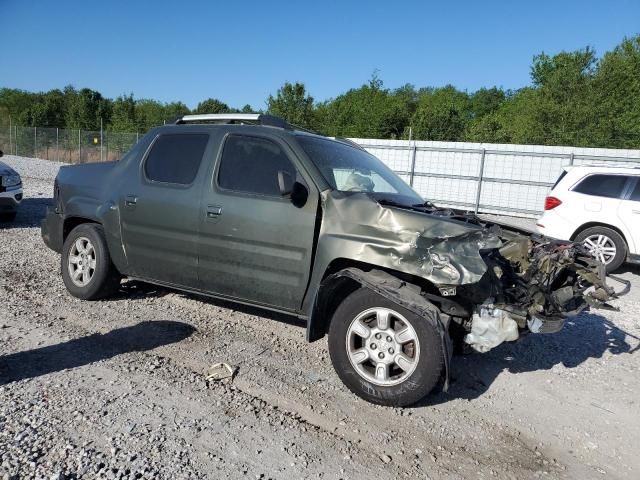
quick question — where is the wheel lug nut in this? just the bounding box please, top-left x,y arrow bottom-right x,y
370,343 -> 377,350
386,336 -> 392,342
389,348 -> 394,354
378,352 -> 385,359
375,333 -> 381,340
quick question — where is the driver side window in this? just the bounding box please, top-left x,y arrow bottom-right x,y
217,135 -> 296,196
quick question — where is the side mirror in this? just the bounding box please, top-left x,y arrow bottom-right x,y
277,170 -> 294,196
290,181 -> 309,208
0,150 -> 3,158
277,170 -> 308,208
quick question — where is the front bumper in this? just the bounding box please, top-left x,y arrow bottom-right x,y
41,207 -> 64,253
0,188 -> 23,213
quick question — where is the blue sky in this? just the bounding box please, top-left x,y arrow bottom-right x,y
1,0 -> 639,109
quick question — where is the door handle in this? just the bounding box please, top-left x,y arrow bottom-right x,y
206,205 -> 222,218
125,195 -> 138,207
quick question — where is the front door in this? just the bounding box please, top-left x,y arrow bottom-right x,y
198,133 -> 318,311
119,132 -> 210,288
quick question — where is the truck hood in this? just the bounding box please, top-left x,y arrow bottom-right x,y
320,191 -> 504,285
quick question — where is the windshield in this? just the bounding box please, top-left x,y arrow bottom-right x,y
297,135 -> 423,205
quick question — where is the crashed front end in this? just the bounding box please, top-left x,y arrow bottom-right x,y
318,192 -> 629,354
460,231 -> 630,352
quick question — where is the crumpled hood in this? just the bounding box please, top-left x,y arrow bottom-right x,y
0,161 -> 18,176
319,191 -> 503,286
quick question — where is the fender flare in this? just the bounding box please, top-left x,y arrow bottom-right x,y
316,267 -> 453,391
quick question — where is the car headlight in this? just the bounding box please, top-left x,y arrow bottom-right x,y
2,174 -> 21,187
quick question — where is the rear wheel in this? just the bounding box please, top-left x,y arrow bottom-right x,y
574,226 -> 626,273
61,223 -> 121,300
328,288 -> 443,407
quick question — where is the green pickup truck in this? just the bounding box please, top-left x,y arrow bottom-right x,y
41,114 -> 627,406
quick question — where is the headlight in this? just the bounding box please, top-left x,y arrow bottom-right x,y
2,174 -> 21,187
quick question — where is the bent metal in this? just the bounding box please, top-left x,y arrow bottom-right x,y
41,113 -> 629,407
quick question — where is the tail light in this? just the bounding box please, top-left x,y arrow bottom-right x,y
544,196 -> 562,210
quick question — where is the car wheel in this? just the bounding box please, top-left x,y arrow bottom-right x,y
0,212 -> 17,222
61,223 -> 121,300
328,287 -> 443,407
574,226 -> 626,273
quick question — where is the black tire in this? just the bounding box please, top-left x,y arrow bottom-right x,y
0,212 -> 17,222
328,287 -> 443,407
574,226 -> 626,273
61,223 -> 121,300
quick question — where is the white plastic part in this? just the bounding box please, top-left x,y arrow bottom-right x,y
464,305 -> 519,353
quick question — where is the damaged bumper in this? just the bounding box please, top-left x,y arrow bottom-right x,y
464,236 -> 630,353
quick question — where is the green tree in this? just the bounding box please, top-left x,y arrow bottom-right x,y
591,35 -> 640,148
267,82 -> 314,129
64,86 -> 110,130
195,98 -> 233,114
411,86 -> 470,141
315,74 -> 411,138
110,94 -> 137,132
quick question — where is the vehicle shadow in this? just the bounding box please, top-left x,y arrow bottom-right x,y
0,197 -> 52,229
0,320 -> 195,385
419,312 -> 640,407
111,279 -> 307,329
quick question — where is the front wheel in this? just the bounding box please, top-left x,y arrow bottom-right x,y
328,288 -> 443,407
61,223 -> 121,300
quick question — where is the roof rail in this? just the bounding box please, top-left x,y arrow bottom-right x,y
175,113 -> 288,129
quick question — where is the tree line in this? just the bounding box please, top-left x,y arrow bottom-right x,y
1,35 -> 638,148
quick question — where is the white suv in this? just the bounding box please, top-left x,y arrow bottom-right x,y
536,165 -> 640,272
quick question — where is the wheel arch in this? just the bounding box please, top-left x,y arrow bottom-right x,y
570,221 -> 627,242
63,216 -> 100,241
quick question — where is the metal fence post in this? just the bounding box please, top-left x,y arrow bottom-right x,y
15,126 -> 18,156
569,152 -> 575,166
474,149 -> 487,214
56,128 -> 59,162
34,127 -> 37,158
100,118 -> 104,162
409,142 -> 417,187
78,129 -> 81,163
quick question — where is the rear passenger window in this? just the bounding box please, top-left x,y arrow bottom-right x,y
629,179 -> 640,201
218,135 -> 296,196
145,134 -> 209,185
573,174 -> 628,199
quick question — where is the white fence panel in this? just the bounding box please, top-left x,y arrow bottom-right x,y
350,138 -> 640,218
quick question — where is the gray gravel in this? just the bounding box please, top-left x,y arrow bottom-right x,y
1,155 -> 640,479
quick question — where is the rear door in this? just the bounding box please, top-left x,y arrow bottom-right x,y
198,133 -> 319,311
617,176 -> 640,255
119,132 -> 210,288
571,173 -> 629,217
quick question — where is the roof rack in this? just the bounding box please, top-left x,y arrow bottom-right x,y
175,113 -> 288,129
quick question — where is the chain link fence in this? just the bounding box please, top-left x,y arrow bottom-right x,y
0,126 -> 140,163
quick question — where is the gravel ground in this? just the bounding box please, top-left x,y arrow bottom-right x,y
1,155 -> 639,480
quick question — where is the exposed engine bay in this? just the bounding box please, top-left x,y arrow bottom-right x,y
421,205 -> 631,352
